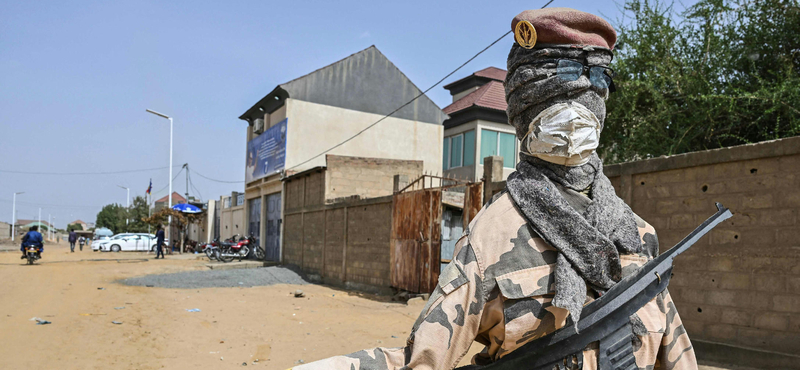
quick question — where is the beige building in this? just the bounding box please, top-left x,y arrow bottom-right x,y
238,46 -> 447,262
441,67 -> 519,182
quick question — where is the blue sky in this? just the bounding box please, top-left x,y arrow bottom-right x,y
0,0 -> 691,227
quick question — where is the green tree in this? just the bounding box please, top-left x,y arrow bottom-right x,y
67,223 -> 83,232
127,196 -> 152,233
600,0 -> 800,163
95,204 -> 127,234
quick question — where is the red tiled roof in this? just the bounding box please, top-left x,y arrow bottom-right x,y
443,80 -> 508,115
155,192 -> 187,204
473,67 -> 507,81
443,67 -> 507,91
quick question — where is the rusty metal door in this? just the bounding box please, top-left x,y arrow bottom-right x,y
462,182 -> 483,227
391,189 -> 442,293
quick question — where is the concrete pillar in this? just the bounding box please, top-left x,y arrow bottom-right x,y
393,174 -> 410,194
483,156 -> 503,205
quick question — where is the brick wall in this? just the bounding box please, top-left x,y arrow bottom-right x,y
326,155 -> 423,201
605,136 -> 800,355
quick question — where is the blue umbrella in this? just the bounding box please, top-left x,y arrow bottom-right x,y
172,203 -> 202,214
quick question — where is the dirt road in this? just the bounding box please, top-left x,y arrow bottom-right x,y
0,242 -> 430,369
0,241 -> 744,370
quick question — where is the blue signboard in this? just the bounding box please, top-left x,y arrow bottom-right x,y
246,118 -> 287,183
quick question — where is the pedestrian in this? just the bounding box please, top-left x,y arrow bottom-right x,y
293,8 -> 696,370
154,224 -> 165,259
68,230 -> 77,252
78,236 -> 85,251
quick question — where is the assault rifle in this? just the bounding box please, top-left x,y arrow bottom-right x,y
458,203 -> 732,370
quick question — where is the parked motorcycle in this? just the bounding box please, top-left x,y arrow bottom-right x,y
25,246 -> 42,265
200,239 -> 221,261
217,234 -> 253,263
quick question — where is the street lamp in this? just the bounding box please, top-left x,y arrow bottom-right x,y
146,109 -> 174,240
118,185 -> 130,230
11,192 -> 24,242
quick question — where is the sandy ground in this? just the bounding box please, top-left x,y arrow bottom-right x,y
0,241 -> 745,370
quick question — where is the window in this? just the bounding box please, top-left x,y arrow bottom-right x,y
481,129 -> 518,168
442,130 -> 475,170
450,135 -> 463,168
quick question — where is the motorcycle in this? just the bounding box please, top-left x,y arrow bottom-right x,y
200,238 -> 223,261
217,234 -> 256,263
25,246 -> 42,265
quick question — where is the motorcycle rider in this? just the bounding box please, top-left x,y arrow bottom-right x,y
20,225 -> 44,259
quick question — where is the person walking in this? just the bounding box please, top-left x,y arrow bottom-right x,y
68,230 -> 77,253
78,236 -> 85,251
154,224 -> 165,259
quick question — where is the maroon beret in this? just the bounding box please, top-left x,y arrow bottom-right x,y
512,8 -> 617,50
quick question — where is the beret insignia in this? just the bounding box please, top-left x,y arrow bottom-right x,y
514,20 -> 537,49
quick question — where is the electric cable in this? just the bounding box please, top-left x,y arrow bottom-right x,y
283,0 -> 555,172
190,168 -> 244,184
0,165 -> 180,176
149,167 -> 185,197
188,171 -> 203,201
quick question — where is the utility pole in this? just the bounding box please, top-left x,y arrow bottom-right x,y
118,185 -> 130,231
11,192 -> 23,242
48,214 -> 51,240
38,208 -> 41,232
183,163 -> 189,203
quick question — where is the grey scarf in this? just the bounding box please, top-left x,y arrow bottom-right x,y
506,153 -> 642,325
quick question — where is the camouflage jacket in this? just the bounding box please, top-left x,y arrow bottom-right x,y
294,193 -> 697,370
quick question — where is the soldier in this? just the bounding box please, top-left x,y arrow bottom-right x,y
293,7 -> 696,370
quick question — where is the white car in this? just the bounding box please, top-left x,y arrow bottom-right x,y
96,233 -> 168,252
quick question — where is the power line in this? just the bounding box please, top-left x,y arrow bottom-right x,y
191,169 -> 244,184
0,165 -> 179,176
281,0 -> 556,172
188,171 -> 203,201
150,167 -> 185,197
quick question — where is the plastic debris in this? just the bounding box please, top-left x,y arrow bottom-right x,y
294,290 -> 304,298
97,287 -> 105,290
242,362 -> 248,366
186,308 -> 201,312
114,307 -> 125,310
31,318 -> 51,325
112,321 -> 122,325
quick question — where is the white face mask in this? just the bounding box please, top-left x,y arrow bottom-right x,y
521,102 -> 602,166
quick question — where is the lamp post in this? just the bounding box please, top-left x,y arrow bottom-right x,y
11,192 -> 24,242
118,185 -> 130,230
146,109 -> 173,241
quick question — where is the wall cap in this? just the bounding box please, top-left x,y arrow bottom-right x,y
604,135 -> 800,177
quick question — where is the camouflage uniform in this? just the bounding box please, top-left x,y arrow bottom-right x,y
293,192 -> 697,370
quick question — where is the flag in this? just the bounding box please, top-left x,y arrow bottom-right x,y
146,179 -> 152,195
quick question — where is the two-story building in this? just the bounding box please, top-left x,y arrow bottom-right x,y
441,67 -> 519,182
238,45 -> 447,262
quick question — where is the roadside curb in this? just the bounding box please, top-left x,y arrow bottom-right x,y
205,261 -> 263,270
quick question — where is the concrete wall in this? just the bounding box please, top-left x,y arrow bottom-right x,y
325,155 -> 423,201
284,99 -> 443,175
283,180 -> 394,293
0,222 -> 10,238
219,195 -> 245,240
605,136 -> 800,357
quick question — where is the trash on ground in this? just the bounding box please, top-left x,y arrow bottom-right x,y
242,362 -> 247,366
111,321 -> 122,325
80,313 -> 106,316
186,308 -> 201,312
146,285 -> 154,287
114,307 -> 125,310
31,317 -> 51,325
97,287 -> 105,290
294,290 -> 304,298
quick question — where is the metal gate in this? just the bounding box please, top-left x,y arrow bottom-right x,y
390,175 -> 481,294
265,193 -> 281,262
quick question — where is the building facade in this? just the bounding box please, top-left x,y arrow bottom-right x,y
441,67 -> 519,182
238,46 -> 447,262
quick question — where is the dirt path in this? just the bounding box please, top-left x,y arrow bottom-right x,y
0,242 -> 745,370
0,242 -> 430,369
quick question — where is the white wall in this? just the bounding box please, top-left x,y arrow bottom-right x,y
284,99 -> 443,175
